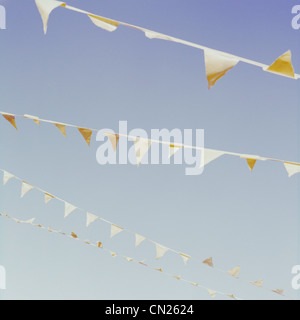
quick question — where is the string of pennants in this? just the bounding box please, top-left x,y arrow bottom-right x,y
0,211 -> 243,300
0,168 -> 291,299
34,0 -> 300,89
1,111 -> 300,177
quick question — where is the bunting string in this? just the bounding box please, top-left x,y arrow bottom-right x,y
34,0 -> 300,89
1,111 -> 300,177
0,168 -> 292,299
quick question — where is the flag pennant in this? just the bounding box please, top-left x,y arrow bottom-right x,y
71,231 -> 78,239
105,132 -> 120,152
21,182 -> 34,198
2,113 -> 17,130
173,275 -> 181,281
88,14 -> 119,32
207,289 -> 216,298
111,224 -> 124,238
284,162 -> 300,178
227,294 -> 238,300
246,158 -> 257,172
203,257 -> 214,268
78,128 -> 93,146
272,289 -> 284,296
135,234 -> 146,247
227,266 -> 240,279
44,193 -> 54,204
3,171 -> 14,185
169,145 -> 182,158
86,212 -> 98,227
266,51 -> 295,78
155,268 -> 163,272
125,257 -> 133,262
24,114 -> 40,125
54,123 -> 66,137
64,202 -> 77,218
97,241 -> 103,248
133,138 -> 152,166
155,244 -> 169,260
110,251 -> 117,257
250,280 -> 264,288
202,149 -> 225,168
204,49 -> 239,89
180,253 -> 191,264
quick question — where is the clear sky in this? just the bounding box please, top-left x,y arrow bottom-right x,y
0,0 -> 299,300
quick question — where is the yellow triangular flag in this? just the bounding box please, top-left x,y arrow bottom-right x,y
135,234 -> 146,247
207,289 -> 216,298
3,171 -> 14,185
133,137 -> 152,166
250,280 -> 264,287
24,114 -> 40,125
284,162 -> 300,178
155,244 -> 169,260
203,257 -> 214,268
78,128 -> 93,146
86,212 -> 98,227
44,193 -> 54,204
105,132 -> 120,152
111,224 -> 123,238
71,231 -> 78,239
246,159 -> 257,172
204,49 -> 239,89
35,0 -> 65,34
97,241 -> 103,248
227,266 -> 240,279
180,253 -> 191,265
54,123 -> 66,137
88,14 -> 119,32
64,202 -> 77,218
21,182 -> 34,198
2,113 -> 17,130
266,51 -> 295,78
110,251 -> 117,257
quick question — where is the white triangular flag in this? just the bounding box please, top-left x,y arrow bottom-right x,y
284,162 -> 300,178
155,244 -> 169,260
88,14 -> 119,32
227,266 -> 240,279
135,234 -> 146,247
250,280 -> 264,288
204,49 -> 239,89
86,212 -> 98,227
3,171 -> 14,185
169,145 -> 182,158
180,253 -> 191,264
21,182 -> 34,198
44,193 -> 54,204
207,289 -> 216,298
64,202 -> 77,218
24,218 -> 35,224
35,0 -> 65,34
201,149 -> 225,168
133,137 -> 152,166
111,224 -> 123,238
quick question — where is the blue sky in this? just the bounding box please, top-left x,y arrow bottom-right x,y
0,0 -> 299,300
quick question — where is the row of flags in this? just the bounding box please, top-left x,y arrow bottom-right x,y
34,0 -> 299,89
0,169 -> 289,299
2,111 -> 300,177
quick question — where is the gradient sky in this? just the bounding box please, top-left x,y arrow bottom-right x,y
0,0 -> 300,300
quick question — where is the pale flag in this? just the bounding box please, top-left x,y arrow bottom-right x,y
86,212 -> 98,227
88,14 -> 119,32
207,289 -> 216,298
250,280 -> 264,288
135,234 -> 146,247
3,171 -> 14,185
64,202 -> 77,218
202,257 -> 214,268
111,224 -> 123,238
168,145 -> 182,158
201,149 -> 225,168
133,137 -> 152,166
204,49 -> 239,89
105,132 -> 120,152
284,162 -> 300,178
35,0 -> 65,34
155,244 -> 169,260
21,182 -> 34,198
180,253 -> 191,265
24,114 -> 40,125
227,266 -> 240,279
44,193 -> 54,204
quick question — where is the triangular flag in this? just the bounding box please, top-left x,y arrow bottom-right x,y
180,253 -> 191,265
64,202 -> 77,218
2,113 -> 17,130
250,280 -> 264,288
169,145 -> 182,158
44,193 -> 54,204
227,266 -> 240,279
54,123 -> 66,137
78,128 -> 93,146
173,275 -> 181,281
207,289 -> 216,298
203,257 -> 214,268
190,282 -> 198,287
25,218 -> 35,224
133,137 -> 152,166
111,224 -> 124,238
155,268 -> 163,272
21,182 -> 34,198
227,294 -> 238,300
204,49 -> 239,89
86,212 -> 98,227
266,51 -> 295,78
97,241 -> 103,248
71,231 -> 78,239
202,149 -> 225,168
135,234 -> 146,247
110,251 -> 117,257
284,162 -> 300,178
155,244 -> 169,260
246,158 -> 257,172
88,14 -> 119,32
3,171 -> 14,185
24,114 -> 40,125
105,132 -> 120,152
125,257 -> 133,262
272,289 -> 284,296
35,0 -> 65,34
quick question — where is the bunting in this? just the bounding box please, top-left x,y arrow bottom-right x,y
64,202 -> 77,218
135,234 -> 146,247
21,182 -> 34,198
3,171 -> 14,186
227,266 -> 240,279
77,128 -> 93,146
155,244 -> 169,260
2,113 -> 17,130
105,132 -> 120,152
266,51 -> 295,78
133,137 -> 152,166
86,212 -> 98,227
111,224 -> 124,238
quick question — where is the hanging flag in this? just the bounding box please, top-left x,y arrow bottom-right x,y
207,289 -> 216,298
125,257 -> 133,262
272,289 -> 284,296
155,244 -> 169,260
110,251 -> 117,257
227,294 -> 238,300
135,234 -> 146,247
97,241 -> 103,248
88,14 -> 119,32
71,231 -> 78,239
169,145 -> 182,158
64,202 -> 77,218
86,212 -> 99,227
190,282 -> 198,287
204,49 -> 239,89
21,182 -> 34,198
227,266 -> 240,279
133,137 -> 152,166
155,268 -> 163,272
3,171 -> 14,185
202,257 -> 214,268
110,224 -> 124,238
173,275 -> 181,281
201,149 -> 225,168
246,158 -> 257,172
2,113 -> 17,130
54,123 -> 67,137
144,30 -> 172,41
35,0 -> 65,34
44,193 -> 54,204
180,253 -> 191,265
78,128 -> 93,146
284,162 -> 300,178
105,132 -> 120,152
266,51 -> 295,78
24,114 -> 40,125
250,280 -> 264,288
